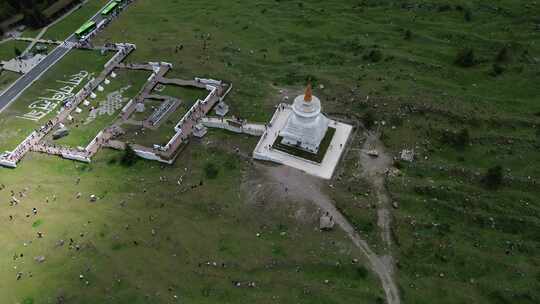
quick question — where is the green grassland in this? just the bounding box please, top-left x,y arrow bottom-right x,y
129,98 -> 160,121
0,40 -> 30,62
0,0 -> 539,303
117,116 -> 179,147
157,85 -> 208,105
0,49 -> 112,152
51,69 -> 150,148
91,0 -> 540,302
0,70 -> 20,92
0,135 -> 383,303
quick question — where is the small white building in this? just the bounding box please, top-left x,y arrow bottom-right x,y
192,123 -> 208,138
279,84 -> 329,153
214,101 -> 229,117
135,103 -> 145,113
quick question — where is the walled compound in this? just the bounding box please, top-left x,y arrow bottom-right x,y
0,0 -> 232,168
0,0 -> 349,181
0,51 -> 231,168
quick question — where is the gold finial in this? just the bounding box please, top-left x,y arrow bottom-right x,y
304,83 -> 313,102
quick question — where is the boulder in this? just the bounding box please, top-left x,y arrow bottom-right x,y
320,214 -> 335,231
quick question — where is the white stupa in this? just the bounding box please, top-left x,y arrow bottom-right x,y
280,84 -> 329,153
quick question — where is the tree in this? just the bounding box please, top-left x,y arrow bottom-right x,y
121,144 -> 138,166
454,48 -> 476,67
482,165 -> 503,189
14,47 -> 21,57
23,7 -> 49,28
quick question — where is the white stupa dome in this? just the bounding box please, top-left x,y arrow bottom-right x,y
279,84 -> 329,153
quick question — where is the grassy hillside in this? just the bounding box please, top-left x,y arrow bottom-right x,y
0,139 -> 383,303
95,0 -> 540,302
0,0 -> 538,303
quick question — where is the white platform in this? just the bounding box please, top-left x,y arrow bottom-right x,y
1,54 -> 46,74
253,104 -> 352,180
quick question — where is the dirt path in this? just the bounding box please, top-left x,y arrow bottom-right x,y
257,165 -> 400,304
359,131 -> 394,251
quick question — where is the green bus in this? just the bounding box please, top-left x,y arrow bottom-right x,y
101,1 -> 119,16
75,21 -> 96,39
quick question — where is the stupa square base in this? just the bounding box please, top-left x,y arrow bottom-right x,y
273,127 -> 336,163
253,104 -> 353,180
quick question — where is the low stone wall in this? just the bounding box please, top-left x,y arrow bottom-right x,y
201,118 -> 265,136
61,152 -> 91,163
133,148 -> 173,164
0,158 -> 17,168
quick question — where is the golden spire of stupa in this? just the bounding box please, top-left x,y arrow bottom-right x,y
304,82 -> 313,102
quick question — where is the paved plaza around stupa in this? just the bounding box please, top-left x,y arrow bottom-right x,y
253,103 -> 352,180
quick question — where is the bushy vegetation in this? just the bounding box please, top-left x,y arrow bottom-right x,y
0,0 -> 81,29
454,48 -> 476,67
482,165 -> 504,189
441,128 -> 470,149
204,162 -> 219,179
121,144 -> 138,166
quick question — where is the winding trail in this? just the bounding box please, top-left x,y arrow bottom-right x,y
261,165 -> 401,304
359,131 -> 394,250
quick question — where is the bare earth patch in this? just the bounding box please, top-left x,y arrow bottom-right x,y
244,162 -> 401,304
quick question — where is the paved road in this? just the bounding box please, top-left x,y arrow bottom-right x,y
0,0 -> 116,114
0,46 -> 70,112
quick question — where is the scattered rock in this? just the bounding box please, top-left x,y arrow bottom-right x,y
400,149 -> 415,162
319,213 -> 335,231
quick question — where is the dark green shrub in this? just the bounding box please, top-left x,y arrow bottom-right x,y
482,165 -> 503,189
491,63 -> 505,76
454,48 -> 476,67
121,144 -> 138,166
496,46 -> 510,63
363,49 -> 382,62
362,111 -> 376,129
404,29 -> 412,40
464,9 -> 472,22
204,162 -> 219,179
356,266 -> 368,279
441,128 -> 470,149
